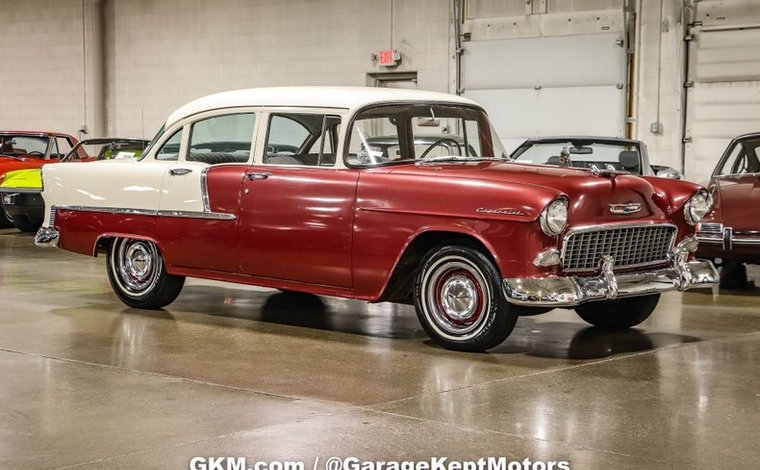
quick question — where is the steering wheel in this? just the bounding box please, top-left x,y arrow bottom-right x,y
419,138 -> 462,159
27,151 -> 44,157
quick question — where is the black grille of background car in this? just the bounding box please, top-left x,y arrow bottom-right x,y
562,225 -> 675,272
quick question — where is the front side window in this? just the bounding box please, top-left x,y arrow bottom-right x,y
346,104 -> 506,166
156,129 -> 183,161
716,138 -> 760,176
264,113 -> 341,166
511,141 -> 642,174
188,113 -> 256,165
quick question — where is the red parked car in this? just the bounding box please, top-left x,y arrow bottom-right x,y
0,131 -> 79,227
35,87 -> 718,351
696,132 -> 760,288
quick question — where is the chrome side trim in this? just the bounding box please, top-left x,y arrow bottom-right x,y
34,227 -> 60,248
53,205 -> 236,220
200,167 -> 211,212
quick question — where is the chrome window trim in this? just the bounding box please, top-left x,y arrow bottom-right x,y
53,205 -> 236,221
560,222 -> 677,273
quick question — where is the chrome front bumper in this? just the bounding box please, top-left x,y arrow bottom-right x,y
34,226 -> 60,248
503,247 -> 718,307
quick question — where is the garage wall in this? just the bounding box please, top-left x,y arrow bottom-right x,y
0,0 -> 101,136
632,0 -> 687,176
682,0 -> 760,184
459,1 -> 628,152
106,0 -> 451,137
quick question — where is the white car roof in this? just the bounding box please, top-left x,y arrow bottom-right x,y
165,86 -> 479,127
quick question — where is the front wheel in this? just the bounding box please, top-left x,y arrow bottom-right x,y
414,245 -> 518,352
574,294 -> 660,328
106,238 -> 185,309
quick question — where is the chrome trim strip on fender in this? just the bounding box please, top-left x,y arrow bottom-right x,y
200,167 -> 211,212
53,205 -> 236,220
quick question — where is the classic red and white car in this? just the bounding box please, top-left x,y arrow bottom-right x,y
36,87 -> 718,351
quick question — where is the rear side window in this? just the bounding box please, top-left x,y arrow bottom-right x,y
264,113 -> 341,167
188,113 -> 256,165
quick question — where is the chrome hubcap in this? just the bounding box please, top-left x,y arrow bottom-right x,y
441,276 -> 477,320
113,239 -> 161,296
422,257 -> 491,339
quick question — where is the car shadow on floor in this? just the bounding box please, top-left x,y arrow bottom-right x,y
51,286 -> 703,359
495,320 -> 701,359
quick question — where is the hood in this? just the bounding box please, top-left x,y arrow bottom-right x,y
0,168 -> 42,191
386,161 -> 676,224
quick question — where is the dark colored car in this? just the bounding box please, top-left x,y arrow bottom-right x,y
696,132 -> 760,288
510,136 -> 682,179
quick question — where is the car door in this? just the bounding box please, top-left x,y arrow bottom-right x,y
712,137 -> 760,233
157,112 -> 257,273
237,110 -> 358,288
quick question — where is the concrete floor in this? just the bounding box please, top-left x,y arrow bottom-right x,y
1,229 -> 759,470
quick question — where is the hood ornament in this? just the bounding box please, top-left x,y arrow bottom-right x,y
609,203 -> 641,215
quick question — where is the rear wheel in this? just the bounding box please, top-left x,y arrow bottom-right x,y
11,214 -> 40,233
106,238 -> 185,309
414,245 -> 518,352
574,294 -> 660,328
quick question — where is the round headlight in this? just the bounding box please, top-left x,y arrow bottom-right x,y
684,189 -> 712,225
540,198 -> 568,236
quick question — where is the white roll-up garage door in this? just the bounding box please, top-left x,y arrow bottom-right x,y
461,32 -> 627,152
684,25 -> 760,184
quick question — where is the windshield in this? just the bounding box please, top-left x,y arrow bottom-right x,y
63,139 -> 148,162
511,140 -> 642,174
346,104 -> 508,166
0,135 -> 49,157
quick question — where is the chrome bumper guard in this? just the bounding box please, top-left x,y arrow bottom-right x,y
503,238 -> 718,307
34,227 -> 60,248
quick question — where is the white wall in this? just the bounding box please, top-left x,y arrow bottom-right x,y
105,0 -> 451,138
632,0 -> 686,172
0,0 -> 100,136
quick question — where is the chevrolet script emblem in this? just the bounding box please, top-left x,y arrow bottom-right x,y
609,203 -> 641,215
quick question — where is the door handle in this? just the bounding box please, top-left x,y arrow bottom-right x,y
169,168 -> 193,176
245,172 -> 271,181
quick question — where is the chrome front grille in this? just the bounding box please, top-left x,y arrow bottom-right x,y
562,224 -> 676,272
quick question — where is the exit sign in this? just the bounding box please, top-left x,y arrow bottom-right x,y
378,49 -> 401,66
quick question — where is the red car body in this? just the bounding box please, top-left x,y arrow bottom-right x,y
697,132 -> 760,264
